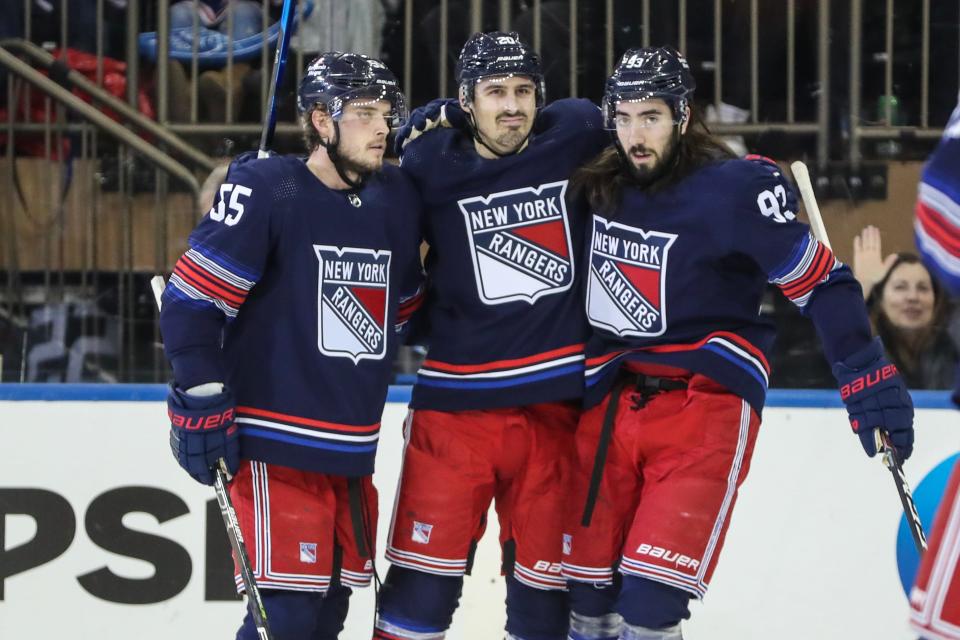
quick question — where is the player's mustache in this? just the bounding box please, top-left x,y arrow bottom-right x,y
628,145 -> 655,157
497,112 -> 527,122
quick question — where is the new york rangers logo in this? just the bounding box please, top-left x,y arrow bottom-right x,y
314,245 -> 391,363
587,217 -> 677,337
459,181 -> 574,305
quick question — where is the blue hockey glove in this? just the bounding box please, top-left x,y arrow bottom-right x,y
832,338 -> 914,460
394,98 -> 467,157
167,384 -> 240,485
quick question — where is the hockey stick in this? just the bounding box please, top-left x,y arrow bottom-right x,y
150,276 -> 275,640
258,0 -> 296,158
790,161 -> 927,553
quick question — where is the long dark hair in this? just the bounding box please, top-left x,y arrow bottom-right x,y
867,252 -> 950,377
570,107 -> 736,214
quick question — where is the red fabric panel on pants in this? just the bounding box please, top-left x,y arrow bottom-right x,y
561,372 -> 760,598
229,460 -> 377,592
911,458 -> 960,639
386,402 -> 578,590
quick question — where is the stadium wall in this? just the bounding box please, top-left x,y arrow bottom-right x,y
0,386 -> 955,639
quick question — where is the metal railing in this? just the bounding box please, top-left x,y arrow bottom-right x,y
0,0 -> 957,384
848,0 -> 959,166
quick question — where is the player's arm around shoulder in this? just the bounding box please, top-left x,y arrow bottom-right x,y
537,97 -> 607,150
381,164 -> 427,335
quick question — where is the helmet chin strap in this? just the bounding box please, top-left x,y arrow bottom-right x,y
464,105 -> 532,158
321,121 -> 371,190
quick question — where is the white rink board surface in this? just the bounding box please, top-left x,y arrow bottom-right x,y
1,395 -> 957,640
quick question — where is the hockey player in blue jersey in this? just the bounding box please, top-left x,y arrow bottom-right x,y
373,32 -> 607,640
560,47 -> 916,640
910,93 -> 960,639
159,52 -> 423,639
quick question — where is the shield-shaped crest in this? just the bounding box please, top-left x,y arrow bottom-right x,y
587,217 -> 678,337
459,181 -> 575,305
314,245 -> 391,363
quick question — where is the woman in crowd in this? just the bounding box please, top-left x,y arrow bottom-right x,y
854,225 -> 958,389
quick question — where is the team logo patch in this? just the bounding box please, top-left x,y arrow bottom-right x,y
412,521 -> 433,544
314,245 -> 391,363
458,181 -> 574,305
299,542 -> 318,564
587,217 -> 678,337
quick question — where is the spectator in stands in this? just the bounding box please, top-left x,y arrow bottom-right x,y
166,1 -> 279,123
853,226 -> 959,389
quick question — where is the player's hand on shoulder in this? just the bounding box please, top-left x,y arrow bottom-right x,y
832,338 -> 914,460
167,383 -> 240,485
394,98 -> 466,157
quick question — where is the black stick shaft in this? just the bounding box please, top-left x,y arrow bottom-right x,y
151,275 -> 273,637
258,0 -> 296,157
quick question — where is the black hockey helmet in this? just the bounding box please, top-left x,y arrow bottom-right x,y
298,51 -> 408,127
456,31 -> 545,107
602,47 -> 695,130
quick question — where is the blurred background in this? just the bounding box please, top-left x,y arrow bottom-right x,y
0,0 -> 957,390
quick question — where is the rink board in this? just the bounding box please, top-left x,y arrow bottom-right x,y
0,386 -> 956,640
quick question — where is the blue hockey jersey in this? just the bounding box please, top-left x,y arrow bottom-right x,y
400,98 -> 608,411
160,154 -> 423,477
584,156 -> 872,413
915,96 -> 960,295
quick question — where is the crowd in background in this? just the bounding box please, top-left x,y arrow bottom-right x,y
0,0 -> 957,387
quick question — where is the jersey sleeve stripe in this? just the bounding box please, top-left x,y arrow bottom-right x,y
396,289 -> 425,325
189,238 -> 261,282
779,245 -> 834,299
173,257 -> 247,308
915,221 -> 960,289
916,201 -> 960,255
168,273 -> 240,318
768,231 -> 812,281
180,254 -> 250,298
185,248 -> 257,291
769,233 -> 838,307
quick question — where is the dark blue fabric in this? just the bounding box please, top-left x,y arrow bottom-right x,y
615,575 -> 691,629
377,565 -> 463,633
401,98 -> 608,412
504,575 -> 569,639
567,579 -> 620,617
235,586 -> 351,640
832,338 -> 915,459
160,154 -> 423,476
582,157 -> 874,416
167,385 -> 239,485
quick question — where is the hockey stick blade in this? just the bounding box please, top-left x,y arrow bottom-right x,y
150,275 -> 275,639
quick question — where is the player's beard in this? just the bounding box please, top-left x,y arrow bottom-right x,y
337,145 -> 384,177
482,112 -> 531,154
623,133 -> 680,188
